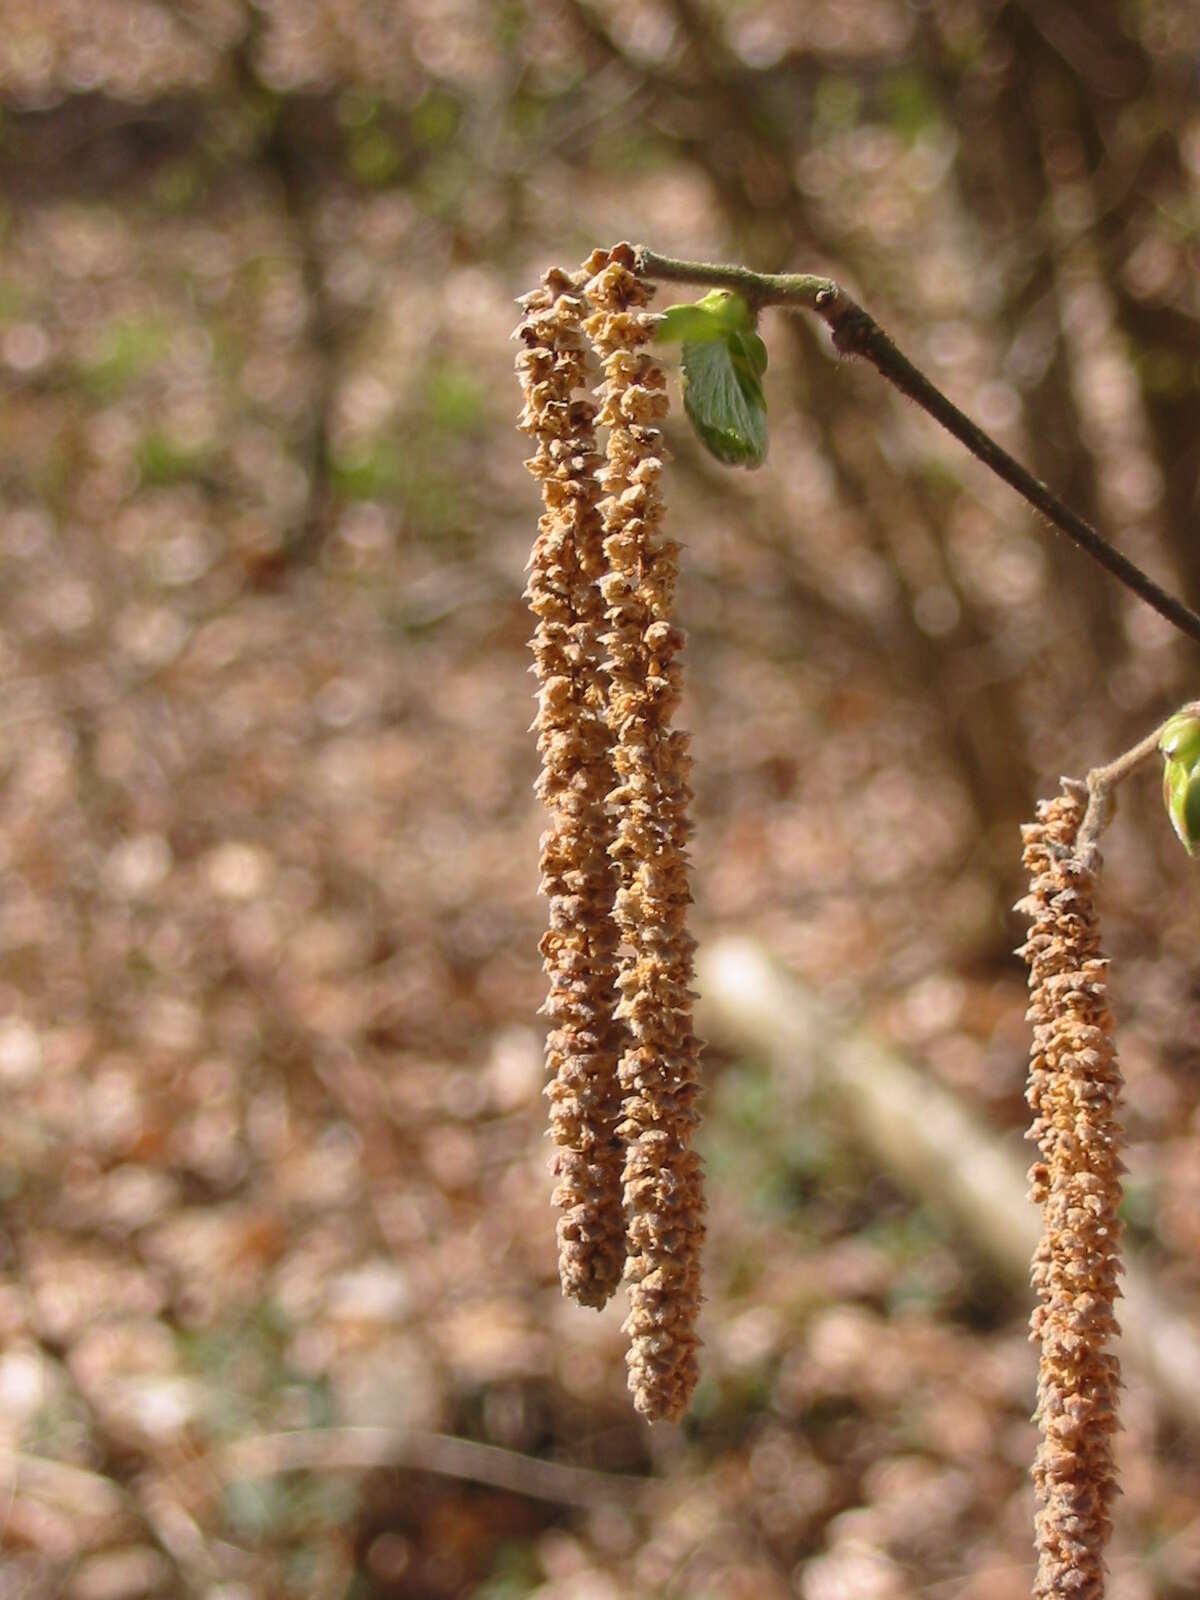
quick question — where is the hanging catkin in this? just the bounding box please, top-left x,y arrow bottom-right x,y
515,267 -> 628,1310
583,243 -> 706,1423
1017,780 -> 1123,1600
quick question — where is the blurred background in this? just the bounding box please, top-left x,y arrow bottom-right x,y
2,1 -> 1200,1595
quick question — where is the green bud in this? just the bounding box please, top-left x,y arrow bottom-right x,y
1159,711 -> 1200,770
1164,755 -> 1200,856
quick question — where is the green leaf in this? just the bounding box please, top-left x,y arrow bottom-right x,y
655,288 -> 757,345
655,301 -> 727,344
679,337 -> 768,467
732,325 -> 768,384
654,291 -> 768,468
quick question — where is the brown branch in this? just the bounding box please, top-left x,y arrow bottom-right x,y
1075,722 -> 1168,864
634,246 -> 1200,648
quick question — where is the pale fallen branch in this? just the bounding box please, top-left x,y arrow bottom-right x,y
695,936 -> 1200,1431
179,1426 -> 645,1509
0,1449 -> 126,1516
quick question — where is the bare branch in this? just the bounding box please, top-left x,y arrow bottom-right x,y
635,247 -> 1200,649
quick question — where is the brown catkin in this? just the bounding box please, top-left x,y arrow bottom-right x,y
583,243 -> 706,1423
516,266 -> 628,1309
1016,779 -> 1123,1600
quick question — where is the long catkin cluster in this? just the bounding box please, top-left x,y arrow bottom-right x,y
515,267 -> 628,1310
516,244 -> 705,1422
1017,780 -> 1123,1600
585,245 -> 706,1424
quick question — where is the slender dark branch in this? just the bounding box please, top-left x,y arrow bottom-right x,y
634,246 -> 1200,648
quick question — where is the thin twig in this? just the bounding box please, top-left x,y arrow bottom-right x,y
1074,698 -> 1200,863
634,246 -> 1200,649
1076,724 -> 1167,864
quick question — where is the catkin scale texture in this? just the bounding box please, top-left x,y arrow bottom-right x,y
1017,781 -> 1123,1600
516,244 -> 706,1423
583,244 -> 706,1424
516,268 -> 627,1311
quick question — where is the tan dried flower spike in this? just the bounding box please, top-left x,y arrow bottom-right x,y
583,243 -> 706,1424
1017,780 -> 1123,1600
515,267 -> 628,1309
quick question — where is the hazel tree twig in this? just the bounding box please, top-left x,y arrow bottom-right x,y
1076,724 -> 1168,864
633,246 -> 1200,649
1075,697 -> 1200,862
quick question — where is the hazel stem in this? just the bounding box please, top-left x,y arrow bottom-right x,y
634,246 -> 1200,650
1075,697 -> 1200,863
1076,726 -> 1167,865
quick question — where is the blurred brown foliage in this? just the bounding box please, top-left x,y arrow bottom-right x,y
3,1 -> 1200,1596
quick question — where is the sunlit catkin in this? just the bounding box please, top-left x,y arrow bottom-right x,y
516,267 -> 627,1309
1017,780 -> 1123,1600
583,243 -> 706,1423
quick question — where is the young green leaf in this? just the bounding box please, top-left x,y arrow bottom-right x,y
656,288 -> 757,345
654,290 -> 768,468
